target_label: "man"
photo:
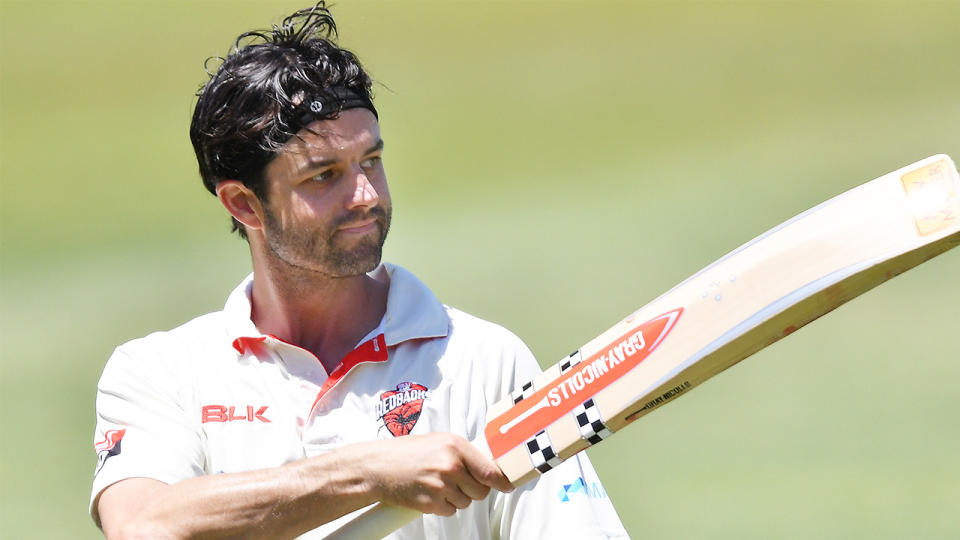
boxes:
[91,4,628,538]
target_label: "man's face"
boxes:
[259,108,391,278]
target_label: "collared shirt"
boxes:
[91,263,628,538]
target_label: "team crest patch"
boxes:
[376,382,430,437]
[94,429,125,475]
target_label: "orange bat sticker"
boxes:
[485,308,682,458]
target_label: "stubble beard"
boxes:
[262,205,392,278]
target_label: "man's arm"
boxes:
[98,432,513,540]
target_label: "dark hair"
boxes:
[190,2,375,238]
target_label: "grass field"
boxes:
[2,1,959,538]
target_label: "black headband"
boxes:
[289,87,378,136]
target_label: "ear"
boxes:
[216,180,264,232]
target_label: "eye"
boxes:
[310,169,335,183]
[360,156,382,169]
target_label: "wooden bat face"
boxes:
[485,154,960,485]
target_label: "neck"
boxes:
[247,244,388,374]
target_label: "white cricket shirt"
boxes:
[91,263,628,539]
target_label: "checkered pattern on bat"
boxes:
[525,430,563,474]
[511,381,535,404]
[559,350,582,373]
[573,398,613,445]
[512,350,582,405]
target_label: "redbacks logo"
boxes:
[376,382,430,437]
[94,429,125,475]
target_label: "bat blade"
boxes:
[490,153,960,484]
[324,154,960,538]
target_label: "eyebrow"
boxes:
[301,138,385,172]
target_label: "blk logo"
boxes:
[201,405,271,423]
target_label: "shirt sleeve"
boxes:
[489,335,629,539]
[90,344,205,523]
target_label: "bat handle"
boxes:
[323,502,419,539]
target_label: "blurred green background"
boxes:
[2,1,958,538]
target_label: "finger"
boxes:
[480,467,514,494]
[410,489,458,517]
[459,446,514,493]
[456,474,491,501]
[433,499,459,517]
[445,486,473,510]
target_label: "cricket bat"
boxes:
[326,154,960,539]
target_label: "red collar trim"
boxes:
[231,333,389,415]
[232,336,267,354]
[309,333,388,414]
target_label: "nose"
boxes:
[346,166,379,210]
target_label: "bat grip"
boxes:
[323,502,419,539]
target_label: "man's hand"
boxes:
[358,433,515,516]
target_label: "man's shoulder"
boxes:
[443,305,522,343]
[382,262,534,358]
[97,310,231,397]
[441,304,537,363]
[112,309,230,361]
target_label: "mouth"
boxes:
[337,218,379,235]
